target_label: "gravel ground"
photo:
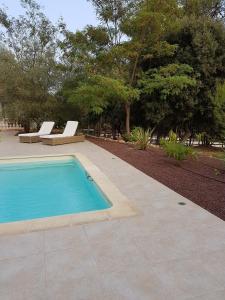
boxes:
[88,137,225,221]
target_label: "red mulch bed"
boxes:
[88,137,225,221]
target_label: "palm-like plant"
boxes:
[135,128,153,150]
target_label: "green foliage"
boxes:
[160,129,196,160]
[61,0,182,133]
[222,151,225,162]
[181,0,225,19]
[161,140,196,160]
[0,0,225,142]
[87,0,139,45]
[168,130,178,143]
[212,82,225,141]
[195,132,204,145]
[130,126,142,142]
[135,127,152,150]
[136,6,225,141]
[139,64,197,130]
[67,75,139,115]
[170,16,225,139]
[122,133,133,142]
[122,126,140,141]
[0,0,62,131]
[123,126,152,150]
[139,64,196,99]
[122,127,140,142]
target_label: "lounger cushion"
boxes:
[41,121,79,139]
[19,133,40,137]
[18,121,55,137]
[41,134,70,139]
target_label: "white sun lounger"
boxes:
[19,121,55,143]
[40,121,85,145]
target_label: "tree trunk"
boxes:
[22,121,30,133]
[125,103,130,134]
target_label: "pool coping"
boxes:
[0,153,137,235]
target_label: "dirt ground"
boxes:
[88,137,225,221]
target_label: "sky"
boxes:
[1,0,99,31]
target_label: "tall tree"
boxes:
[179,0,225,19]
[88,0,140,46]
[139,64,197,139]
[61,0,139,133]
[0,0,61,131]
[170,15,225,139]
[78,0,180,133]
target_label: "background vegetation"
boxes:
[0,0,224,145]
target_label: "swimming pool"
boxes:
[0,154,136,235]
[0,158,111,223]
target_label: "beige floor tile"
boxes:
[0,254,45,297]
[45,247,97,283]
[44,225,88,252]
[134,224,225,265]
[90,235,146,273]
[100,264,168,300]
[84,219,122,243]
[0,290,13,300]
[188,289,225,300]
[46,276,106,300]
[134,233,187,264]
[200,250,225,286]
[11,287,46,300]
[0,231,44,261]
[151,256,223,299]
[116,211,186,239]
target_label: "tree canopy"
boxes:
[0,0,224,142]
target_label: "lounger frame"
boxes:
[19,136,40,143]
[41,135,85,146]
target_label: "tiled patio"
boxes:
[0,131,225,300]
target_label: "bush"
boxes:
[168,130,177,142]
[135,128,151,150]
[160,140,196,160]
[122,127,142,142]
[122,133,133,142]
[122,127,151,150]
[195,132,204,145]
[130,127,142,142]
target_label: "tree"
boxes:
[119,0,181,132]
[0,47,18,108]
[1,0,224,140]
[66,74,139,117]
[88,0,140,46]
[139,64,197,139]
[0,0,62,131]
[179,0,225,19]
[211,82,225,142]
[168,14,225,140]
[61,0,140,133]
[134,1,225,141]
[69,0,181,133]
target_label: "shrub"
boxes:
[160,140,196,160]
[122,133,133,142]
[168,130,177,143]
[195,132,204,145]
[123,127,153,150]
[130,127,142,142]
[122,127,143,143]
[135,128,151,150]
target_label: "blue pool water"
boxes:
[0,158,111,223]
